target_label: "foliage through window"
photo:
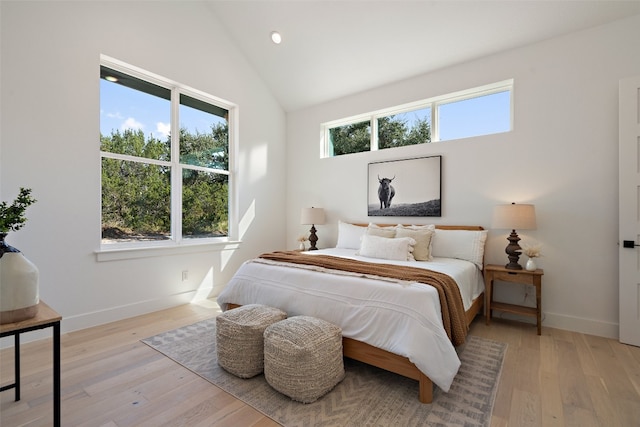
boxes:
[328,119,371,156]
[100,59,233,246]
[323,80,512,157]
[378,107,431,150]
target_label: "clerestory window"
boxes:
[323,80,512,157]
[99,56,235,249]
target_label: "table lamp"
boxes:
[301,207,325,251]
[492,203,536,270]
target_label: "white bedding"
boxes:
[216,248,484,392]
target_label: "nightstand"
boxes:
[484,264,544,335]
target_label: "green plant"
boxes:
[0,188,37,233]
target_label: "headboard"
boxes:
[353,223,484,231]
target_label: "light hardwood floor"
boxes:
[2,301,640,426]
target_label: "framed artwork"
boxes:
[367,155,441,217]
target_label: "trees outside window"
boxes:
[378,108,431,150]
[100,59,233,246]
[324,81,512,157]
[328,120,371,156]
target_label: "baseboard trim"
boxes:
[62,291,202,332]
[491,309,618,340]
[543,311,618,339]
[0,288,214,348]
[3,292,620,348]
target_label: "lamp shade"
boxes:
[492,203,536,230]
[301,207,325,225]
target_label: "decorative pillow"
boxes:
[357,234,416,261]
[397,224,436,256]
[367,223,396,238]
[430,229,488,268]
[336,221,367,249]
[395,227,434,261]
[397,224,436,231]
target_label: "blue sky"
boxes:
[101,79,510,144]
[439,91,510,140]
[388,90,511,141]
[100,79,225,141]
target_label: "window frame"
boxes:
[98,55,239,257]
[321,79,513,158]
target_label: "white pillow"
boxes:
[431,229,488,268]
[357,234,416,261]
[367,223,396,238]
[395,227,434,261]
[336,221,367,249]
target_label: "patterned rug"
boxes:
[142,318,506,426]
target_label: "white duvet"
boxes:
[216,248,484,392]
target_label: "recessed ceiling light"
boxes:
[270,31,282,44]
[105,76,118,82]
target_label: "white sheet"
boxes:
[216,248,485,392]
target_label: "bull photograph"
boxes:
[367,155,441,217]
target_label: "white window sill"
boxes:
[95,240,241,262]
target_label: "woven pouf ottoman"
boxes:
[216,304,287,378]
[263,315,345,403]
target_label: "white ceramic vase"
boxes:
[525,257,537,271]
[0,234,40,324]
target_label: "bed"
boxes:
[217,223,487,403]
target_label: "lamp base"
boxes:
[504,229,523,270]
[308,225,319,251]
[505,261,523,270]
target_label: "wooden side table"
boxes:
[484,264,544,335]
[1,301,62,427]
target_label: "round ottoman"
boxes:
[216,304,287,378]
[264,316,345,403]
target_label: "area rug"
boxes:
[142,318,506,426]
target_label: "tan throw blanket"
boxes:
[258,251,469,346]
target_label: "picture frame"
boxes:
[367,155,441,217]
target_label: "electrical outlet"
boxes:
[182,270,188,281]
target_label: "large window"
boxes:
[100,57,234,247]
[323,80,512,157]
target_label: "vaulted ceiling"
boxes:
[207,1,640,112]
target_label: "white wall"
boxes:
[3,2,639,342]
[286,14,640,339]
[0,1,286,335]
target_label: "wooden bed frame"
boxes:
[341,291,483,404]
[228,224,485,404]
